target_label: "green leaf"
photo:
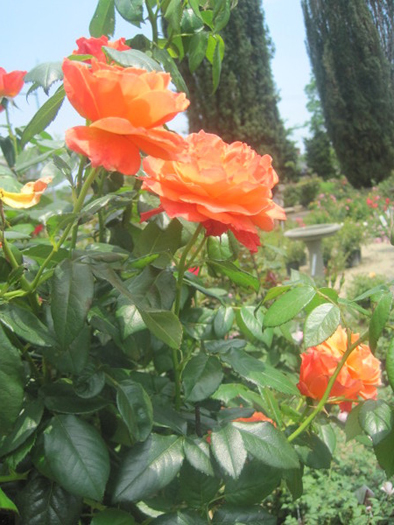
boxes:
[153,399,188,435]
[208,260,259,291]
[115,0,143,26]
[345,404,364,442]
[303,303,341,348]
[179,463,220,508]
[224,461,281,505]
[42,415,110,500]
[0,487,18,514]
[213,0,231,32]
[359,400,393,445]
[92,509,136,525]
[14,149,55,173]
[207,233,236,261]
[212,40,222,93]
[386,339,394,394]
[135,219,183,268]
[104,47,161,71]
[211,424,247,479]
[188,31,209,73]
[22,243,68,265]
[89,0,115,37]
[374,427,394,477]
[214,306,235,338]
[264,286,316,327]
[116,303,145,339]
[304,287,339,314]
[140,309,183,349]
[184,437,214,476]
[0,303,55,347]
[40,383,109,414]
[116,380,153,442]
[369,292,392,352]
[112,434,184,502]
[317,423,337,455]
[20,85,65,148]
[293,432,332,469]
[43,325,90,375]
[236,306,265,342]
[17,478,82,525]
[0,135,15,167]
[0,399,44,457]
[283,468,303,501]
[24,62,63,95]
[51,259,94,348]
[0,326,25,435]
[153,511,206,525]
[221,348,299,396]
[181,8,204,33]
[233,422,299,470]
[46,213,77,241]
[74,365,105,398]
[183,273,226,304]
[263,285,291,304]
[212,504,276,524]
[152,47,190,96]
[121,266,176,310]
[163,0,183,30]
[183,354,224,402]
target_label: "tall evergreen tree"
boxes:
[304,77,338,179]
[367,0,394,83]
[302,0,394,188]
[180,0,299,180]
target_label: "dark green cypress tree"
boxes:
[302,0,394,188]
[304,77,338,179]
[180,0,299,181]
[367,0,394,83]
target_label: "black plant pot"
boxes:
[346,248,362,268]
[286,261,300,276]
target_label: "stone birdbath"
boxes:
[284,224,342,278]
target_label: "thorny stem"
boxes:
[29,167,100,291]
[173,223,204,410]
[287,330,369,442]
[146,1,159,44]
[5,104,18,154]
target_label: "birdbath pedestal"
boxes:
[284,224,342,277]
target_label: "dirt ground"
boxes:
[344,241,394,283]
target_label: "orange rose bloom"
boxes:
[0,176,52,209]
[298,325,381,406]
[73,36,130,63]
[0,68,26,98]
[234,411,275,425]
[62,58,189,176]
[141,131,286,252]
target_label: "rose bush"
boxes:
[0,1,393,523]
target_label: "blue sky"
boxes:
[1,0,311,150]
